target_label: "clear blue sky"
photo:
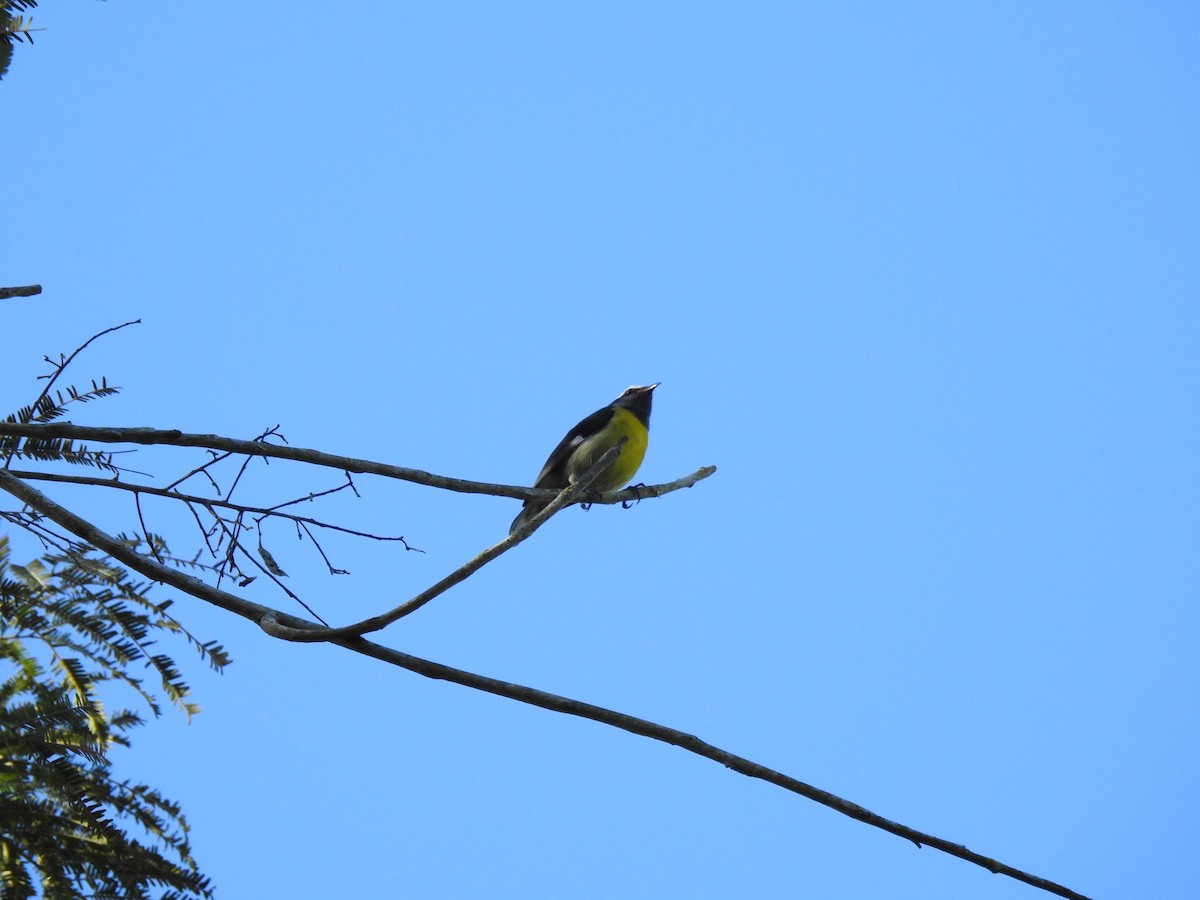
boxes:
[4,4,1198,899]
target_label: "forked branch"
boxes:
[262,441,630,641]
[0,421,713,627]
[0,467,1092,900]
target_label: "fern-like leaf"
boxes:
[0,532,223,897]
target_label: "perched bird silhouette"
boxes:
[510,384,659,534]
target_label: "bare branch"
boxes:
[0,468,309,631]
[0,284,42,299]
[0,466,1093,900]
[0,422,716,502]
[336,636,1094,900]
[24,322,140,430]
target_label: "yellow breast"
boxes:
[566,406,649,492]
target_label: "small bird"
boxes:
[510,383,660,534]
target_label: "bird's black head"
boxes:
[612,383,659,426]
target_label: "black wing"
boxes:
[531,406,613,489]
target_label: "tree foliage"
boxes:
[0,533,229,899]
[0,0,39,81]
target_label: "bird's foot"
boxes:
[622,483,648,509]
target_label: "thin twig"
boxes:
[222,427,279,501]
[9,470,421,548]
[0,509,80,555]
[0,468,312,627]
[165,450,224,493]
[133,492,164,563]
[205,513,329,625]
[265,472,356,513]
[187,500,220,560]
[293,520,348,575]
[28,320,140,417]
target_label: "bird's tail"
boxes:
[509,501,546,536]
[506,501,535,535]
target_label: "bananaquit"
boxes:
[510,383,659,534]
